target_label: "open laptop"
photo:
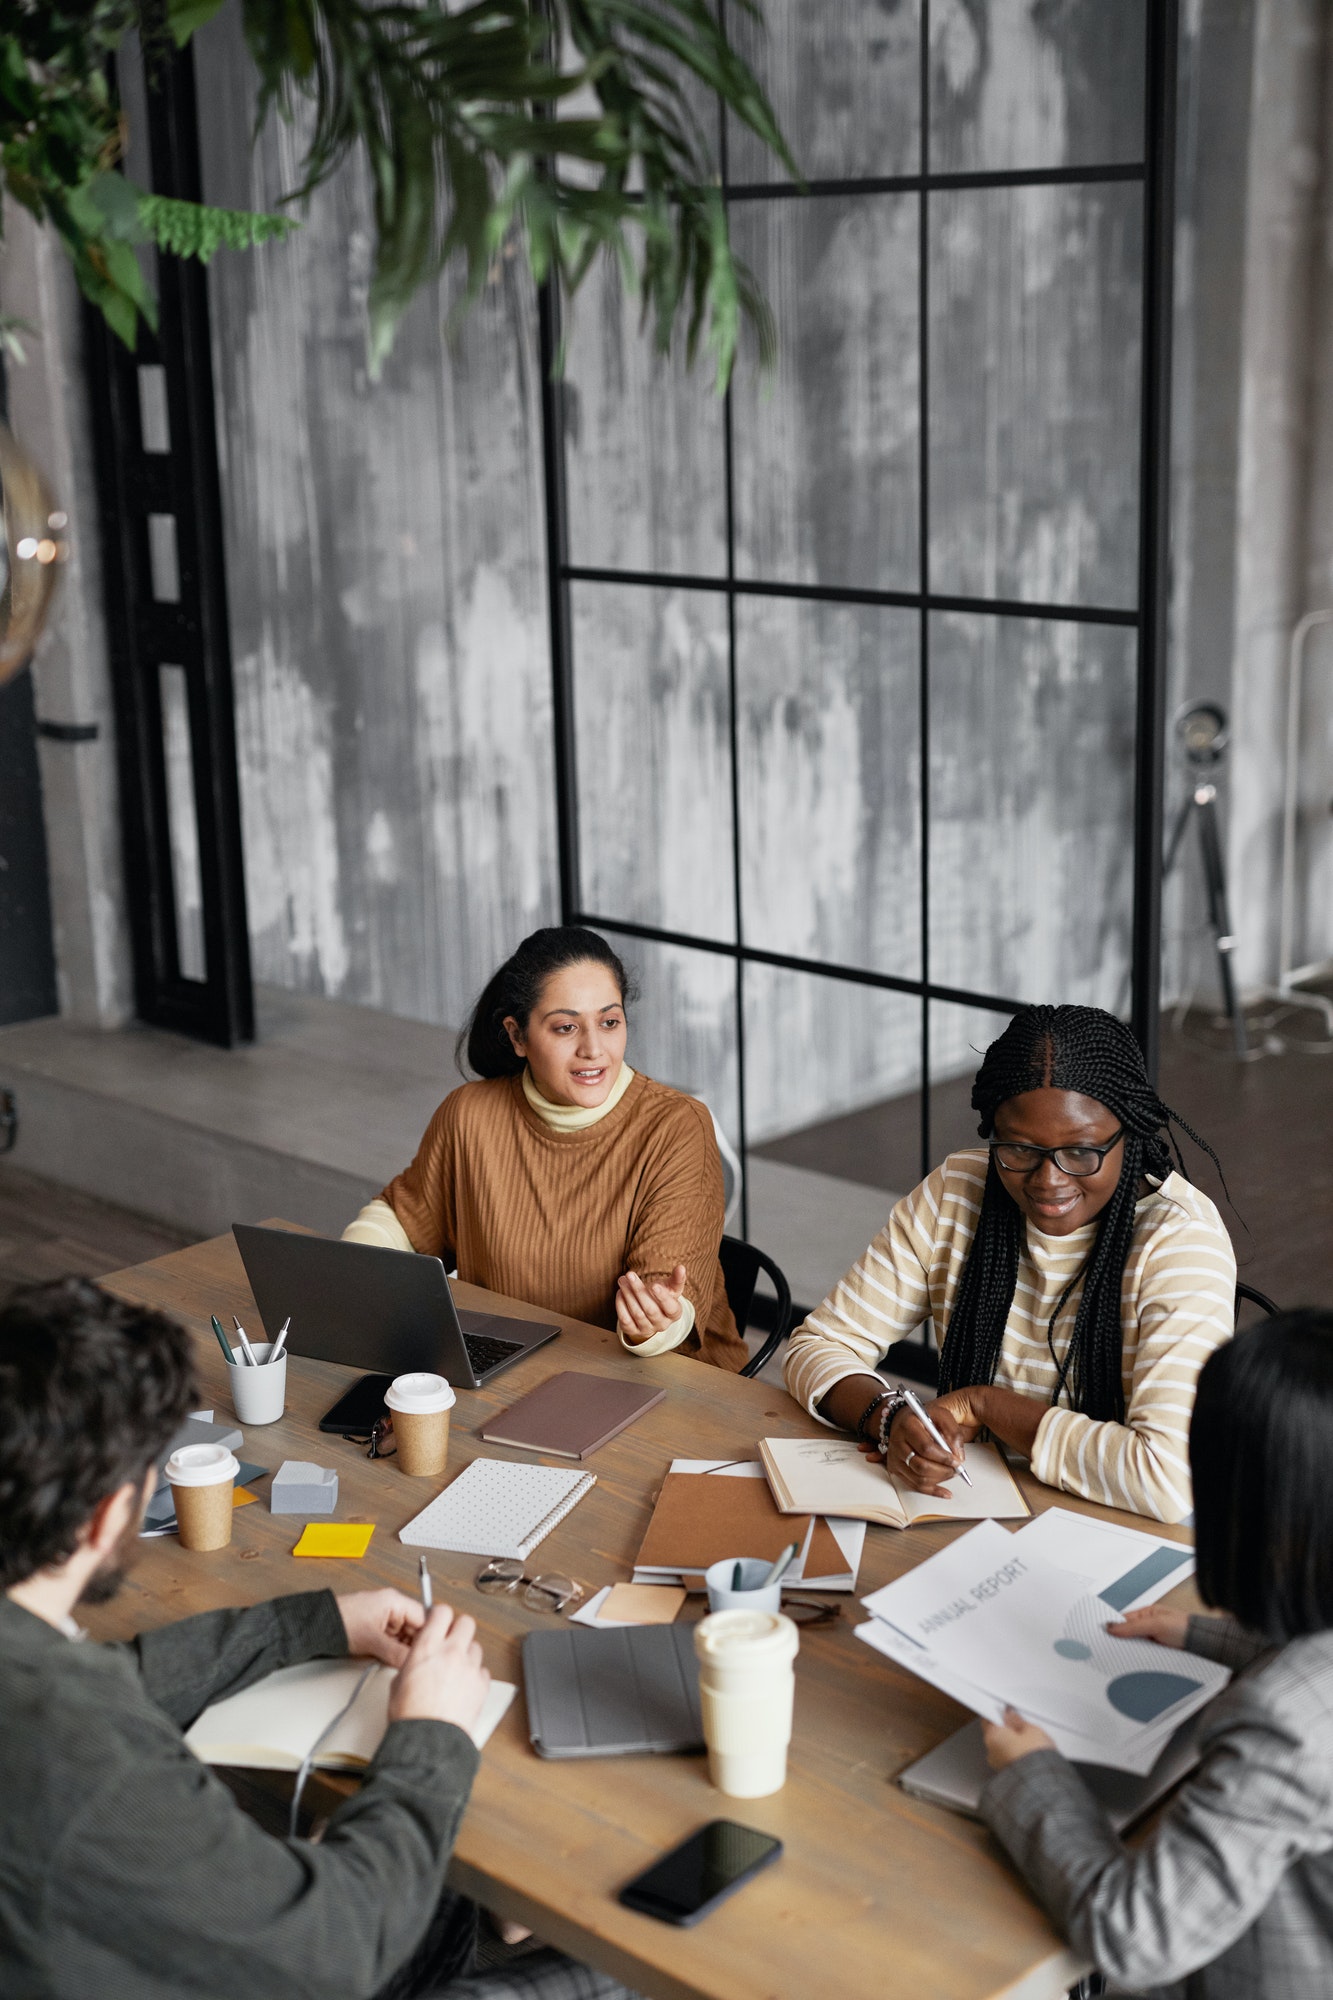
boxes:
[232,1225,560,1389]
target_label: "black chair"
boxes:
[717,1236,794,1379]
[1235,1281,1280,1322]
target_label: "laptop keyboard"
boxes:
[462,1332,525,1375]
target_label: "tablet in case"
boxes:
[522,1624,703,1759]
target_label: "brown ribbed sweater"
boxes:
[380,1071,747,1371]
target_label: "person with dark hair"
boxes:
[979,1310,1333,1997]
[0,1279,634,2000]
[343,925,747,1369]
[784,1004,1236,1521]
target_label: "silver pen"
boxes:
[232,1315,259,1368]
[418,1555,433,1612]
[270,1317,291,1363]
[901,1385,973,1488]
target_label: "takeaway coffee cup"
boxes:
[384,1372,456,1476]
[228,1343,287,1426]
[165,1442,240,1552]
[694,1607,799,1799]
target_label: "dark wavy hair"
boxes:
[937,1003,1222,1423]
[458,925,636,1080]
[1193,1311,1333,1641]
[0,1278,196,1589]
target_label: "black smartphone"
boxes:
[617,1821,782,1927]
[318,1373,394,1434]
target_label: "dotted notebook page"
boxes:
[398,1457,596,1559]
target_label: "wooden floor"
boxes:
[0,1162,190,1310]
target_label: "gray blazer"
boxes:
[981,1616,1333,1998]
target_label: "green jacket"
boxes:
[0,1590,479,1999]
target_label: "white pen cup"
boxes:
[228,1344,287,1425]
[695,1608,799,1798]
[705,1556,783,1616]
[165,1443,240,1551]
[384,1372,455,1476]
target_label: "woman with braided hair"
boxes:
[783,1004,1236,1522]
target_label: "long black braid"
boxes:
[937,1005,1224,1423]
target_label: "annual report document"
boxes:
[856,1520,1228,1773]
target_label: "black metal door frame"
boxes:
[540,0,1179,1209]
[86,41,253,1046]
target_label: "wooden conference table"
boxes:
[96,1227,1199,2000]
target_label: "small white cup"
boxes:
[705,1556,783,1616]
[229,1343,287,1425]
[383,1372,456,1415]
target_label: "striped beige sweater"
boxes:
[784,1150,1237,1522]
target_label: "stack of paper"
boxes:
[856,1519,1228,1774]
[632,1459,866,1592]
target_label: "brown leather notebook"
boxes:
[480,1372,666,1460]
[635,1472,846,1582]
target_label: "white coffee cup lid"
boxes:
[165,1443,240,1487]
[384,1372,456,1414]
[694,1608,799,1665]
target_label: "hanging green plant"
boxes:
[1,0,796,386]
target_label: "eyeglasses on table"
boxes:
[475,1559,585,1613]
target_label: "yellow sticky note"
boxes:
[292,1523,375,1558]
[232,1486,259,1509]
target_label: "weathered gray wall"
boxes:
[194,7,557,1030]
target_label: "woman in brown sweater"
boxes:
[343,927,747,1370]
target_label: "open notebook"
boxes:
[184,1658,516,1771]
[759,1436,1028,1529]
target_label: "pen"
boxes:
[418,1555,433,1612]
[270,1317,291,1363]
[731,1561,743,1591]
[209,1315,237,1367]
[901,1386,973,1487]
[761,1542,799,1589]
[232,1315,259,1368]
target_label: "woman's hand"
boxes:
[388,1606,490,1732]
[617,1264,688,1345]
[337,1588,426,1666]
[874,1395,978,1497]
[1106,1605,1189,1649]
[983,1706,1056,1770]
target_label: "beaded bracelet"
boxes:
[853,1387,895,1443]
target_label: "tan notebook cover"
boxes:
[481,1371,666,1460]
[635,1471,846,1580]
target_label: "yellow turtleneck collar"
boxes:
[522,1061,636,1132]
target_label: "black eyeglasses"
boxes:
[989,1129,1125,1177]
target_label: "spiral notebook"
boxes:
[399,1456,596,1559]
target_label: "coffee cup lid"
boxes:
[384,1372,456,1414]
[694,1607,800,1664]
[165,1443,240,1487]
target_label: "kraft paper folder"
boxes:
[633,1468,854,1588]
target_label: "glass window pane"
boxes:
[737,597,920,978]
[928,611,1136,1010]
[726,0,921,185]
[744,964,920,1308]
[929,182,1143,610]
[930,0,1146,174]
[147,514,181,603]
[616,932,740,1158]
[731,194,919,592]
[563,262,726,577]
[158,663,206,982]
[137,365,170,454]
[572,582,735,942]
